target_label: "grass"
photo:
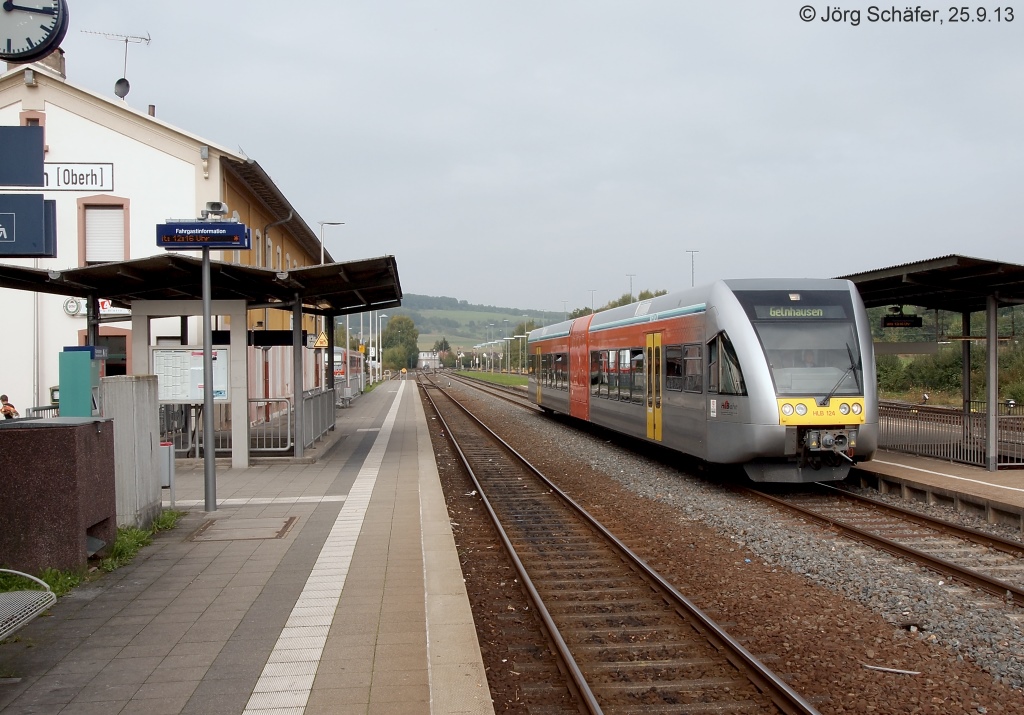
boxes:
[457,370,528,388]
[0,510,187,597]
[880,389,961,406]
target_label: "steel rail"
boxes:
[746,487,1024,608]
[445,372,540,412]
[422,376,820,715]
[419,379,602,714]
[819,483,1024,556]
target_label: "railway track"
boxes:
[420,375,819,715]
[746,484,1024,608]
[446,372,539,410]
[441,371,1024,611]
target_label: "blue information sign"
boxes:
[0,194,56,258]
[156,222,251,250]
[0,127,45,187]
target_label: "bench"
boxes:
[0,569,56,641]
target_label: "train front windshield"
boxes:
[733,290,864,398]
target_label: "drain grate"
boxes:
[190,516,298,541]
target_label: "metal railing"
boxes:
[24,405,59,418]
[250,398,292,453]
[159,404,232,458]
[879,400,1024,467]
[302,388,335,449]
[159,392,335,457]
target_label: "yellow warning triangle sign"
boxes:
[313,331,329,348]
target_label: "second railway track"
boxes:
[420,374,819,715]
[746,484,1024,609]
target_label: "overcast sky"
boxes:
[57,2,1024,312]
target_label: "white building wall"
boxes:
[0,90,200,412]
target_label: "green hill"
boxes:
[387,294,563,352]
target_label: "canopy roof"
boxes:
[838,255,1024,313]
[0,253,402,316]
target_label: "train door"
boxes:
[569,314,594,420]
[645,332,663,441]
[534,347,542,405]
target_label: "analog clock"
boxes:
[0,0,69,64]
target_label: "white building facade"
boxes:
[0,54,322,415]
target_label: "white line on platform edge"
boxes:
[873,459,1024,494]
[242,380,406,714]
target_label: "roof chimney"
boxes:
[148,105,156,117]
[4,48,66,79]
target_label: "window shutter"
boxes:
[85,206,125,263]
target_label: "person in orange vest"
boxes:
[1,394,19,419]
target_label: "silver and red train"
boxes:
[527,278,878,483]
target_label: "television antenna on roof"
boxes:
[80,30,151,99]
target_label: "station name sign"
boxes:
[156,221,250,250]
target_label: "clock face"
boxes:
[0,0,69,63]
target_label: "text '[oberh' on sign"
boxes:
[156,222,251,250]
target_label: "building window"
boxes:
[85,206,125,263]
[78,196,129,266]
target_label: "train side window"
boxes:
[555,353,568,390]
[665,345,683,392]
[541,353,552,387]
[599,351,610,398]
[590,351,601,395]
[618,349,630,400]
[718,333,747,396]
[630,349,645,404]
[683,344,702,393]
[707,339,719,394]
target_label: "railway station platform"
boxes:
[0,379,495,715]
[853,451,1024,533]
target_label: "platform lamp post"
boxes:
[515,335,527,374]
[317,221,344,265]
[317,221,343,388]
[378,314,388,381]
[504,336,513,373]
[686,249,698,287]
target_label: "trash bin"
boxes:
[160,441,175,508]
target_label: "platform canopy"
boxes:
[837,254,1024,314]
[0,253,402,317]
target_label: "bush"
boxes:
[876,354,909,392]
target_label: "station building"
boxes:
[0,52,335,415]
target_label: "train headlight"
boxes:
[781,403,794,416]
[807,431,820,449]
[795,403,807,416]
[852,403,863,415]
[839,403,850,415]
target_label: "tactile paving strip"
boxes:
[242,381,406,714]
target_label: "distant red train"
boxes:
[527,278,878,483]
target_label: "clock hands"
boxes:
[2,1,56,14]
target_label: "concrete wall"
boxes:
[0,417,117,573]
[101,375,161,528]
